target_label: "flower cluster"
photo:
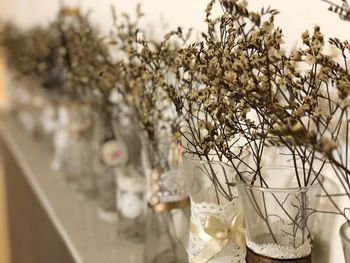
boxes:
[2,0,350,220]
[107,6,183,172]
[1,22,63,89]
[156,0,350,207]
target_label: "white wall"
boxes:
[1,0,349,44]
[0,0,348,262]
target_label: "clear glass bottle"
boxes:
[51,104,69,172]
[62,103,96,198]
[40,98,58,147]
[116,166,147,242]
[59,0,80,16]
[92,112,119,221]
[63,104,89,180]
[144,169,190,263]
[15,80,44,137]
[113,121,146,240]
[76,133,96,199]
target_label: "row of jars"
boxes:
[8,79,350,263]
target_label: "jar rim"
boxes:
[181,151,233,168]
[235,165,325,192]
[182,149,250,165]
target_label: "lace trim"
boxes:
[246,220,312,259]
[246,239,312,259]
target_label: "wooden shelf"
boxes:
[0,114,143,263]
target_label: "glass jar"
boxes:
[182,152,247,263]
[62,104,83,182]
[30,88,48,139]
[94,163,117,221]
[51,104,69,172]
[91,112,120,221]
[236,166,323,262]
[75,136,97,199]
[15,81,44,137]
[144,169,190,263]
[62,103,94,192]
[340,222,350,263]
[40,100,58,147]
[7,74,23,114]
[116,166,147,242]
[60,0,80,15]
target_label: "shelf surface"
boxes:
[0,114,143,263]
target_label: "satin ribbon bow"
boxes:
[190,213,246,263]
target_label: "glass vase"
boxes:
[75,135,96,199]
[60,0,80,15]
[91,112,120,222]
[51,104,69,172]
[40,100,57,148]
[112,121,147,240]
[30,89,49,140]
[16,82,44,137]
[7,75,23,115]
[340,222,350,263]
[116,166,147,242]
[63,104,96,198]
[62,103,94,195]
[144,169,190,263]
[182,152,247,263]
[236,166,323,262]
[94,163,117,221]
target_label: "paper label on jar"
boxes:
[101,140,128,167]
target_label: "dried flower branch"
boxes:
[1,22,63,89]
[109,6,182,173]
[57,13,117,110]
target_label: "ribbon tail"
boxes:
[230,212,246,248]
[234,227,246,248]
[190,238,228,263]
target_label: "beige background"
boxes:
[0,0,349,42]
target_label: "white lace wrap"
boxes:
[188,196,246,263]
[147,169,189,206]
